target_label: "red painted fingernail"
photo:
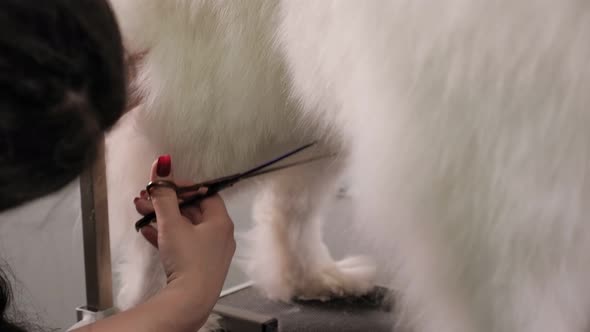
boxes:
[140,190,147,198]
[133,197,139,203]
[156,155,171,177]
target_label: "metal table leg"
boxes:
[72,137,116,328]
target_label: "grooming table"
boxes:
[213,283,394,332]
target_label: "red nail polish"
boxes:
[140,190,147,198]
[133,197,139,203]
[157,155,171,177]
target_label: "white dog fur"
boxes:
[106,1,590,331]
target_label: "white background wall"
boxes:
[0,181,86,330]
[0,178,380,331]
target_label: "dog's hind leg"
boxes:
[244,149,376,302]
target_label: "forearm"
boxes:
[73,285,209,332]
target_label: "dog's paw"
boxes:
[295,255,377,301]
[198,314,222,332]
[250,255,377,302]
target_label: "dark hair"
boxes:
[0,269,26,332]
[0,0,126,210]
[0,0,126,330]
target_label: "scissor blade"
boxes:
[176,142,317,194]
[239,142,316,179]
[240,153,337,180]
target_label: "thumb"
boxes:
[148,155,182,229]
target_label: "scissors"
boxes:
[135,142,330,231]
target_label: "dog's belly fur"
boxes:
[108,1,590,331]
[111,1,311,180]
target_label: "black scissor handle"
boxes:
[134,189,218,231]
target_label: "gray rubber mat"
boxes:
[213,285,394,332]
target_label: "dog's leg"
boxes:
[106,111,221,331]
[105,110,161,310]
[244,154,376,301]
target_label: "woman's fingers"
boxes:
[140,225,159,249]
[134,196,154,215]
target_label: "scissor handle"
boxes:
[135,142,316,231]
[172,172,240,195]
[146,180,178,195]
[134,187,224,231]
[175,184,204,195]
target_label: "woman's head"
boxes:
[0,0,126,211]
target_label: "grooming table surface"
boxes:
[214,284,394,332]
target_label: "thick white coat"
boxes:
[108,1,590,331]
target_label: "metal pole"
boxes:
[76,136,115,323]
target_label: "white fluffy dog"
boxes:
[106,1,590,331]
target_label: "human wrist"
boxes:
[160,277,215,327]
[71,279,211,332]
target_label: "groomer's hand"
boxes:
[78,156,235,332]
[136,155,236,309]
